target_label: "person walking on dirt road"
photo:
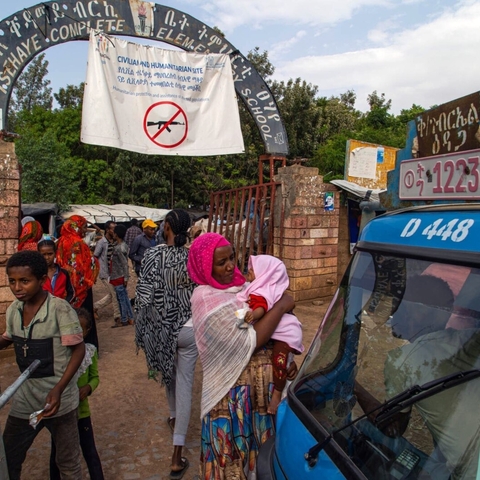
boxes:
[93,221,121,326]
[134,209,196,480]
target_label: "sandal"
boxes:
[169,457,189,480]
[166,417,175,433]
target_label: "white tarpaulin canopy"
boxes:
[61,204,170,224]
[81,31,244,156]
[330,179,386,202]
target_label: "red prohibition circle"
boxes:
[143,101,188,148]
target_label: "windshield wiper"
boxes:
[304,369,480,467]
[374,368,480,425]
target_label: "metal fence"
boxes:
[208,182,282,272]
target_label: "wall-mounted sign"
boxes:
[399,148,480,200]
[415,91,480,158]
[345,140,398,189]
[324,192,334,211]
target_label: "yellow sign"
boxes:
[345,140,398,189]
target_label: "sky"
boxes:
[1,0,480,114]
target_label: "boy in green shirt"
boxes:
[50,308,104,479]
[1,251,85,480]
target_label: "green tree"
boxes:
[356,94,424,148]
[111,151,172,206]
[70,157,113,204]
[54,83,85,109]
[247,47,275,85]
[396,104,425,125]
[10,53,52,115]
[16,131,77,210]
[312,132,353,180]
[317,92,360,143]
[273,78,322,159]
[363,90,393,129]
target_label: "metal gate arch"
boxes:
[0,1,288,155]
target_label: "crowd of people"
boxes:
[1,211,302,480]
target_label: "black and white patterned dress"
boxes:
[134,245,195,386]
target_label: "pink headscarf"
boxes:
[237,255,289,310]
[187,233,245,290]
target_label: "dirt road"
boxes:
[0,282,330,480]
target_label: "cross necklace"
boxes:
[21,296,47,358]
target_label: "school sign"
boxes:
[0,1,289,155]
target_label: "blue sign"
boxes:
[361,209,480,253]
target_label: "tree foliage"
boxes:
[273,78,321,159]
[16,129,77,210]
[10,49,424,209]
[9,53,52,119]
[54,83,85,109]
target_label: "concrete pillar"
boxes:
[0,141,20,332]
[273,165,340,301]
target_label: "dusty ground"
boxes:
[0,279,330,480]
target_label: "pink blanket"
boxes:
[237,255,304,353]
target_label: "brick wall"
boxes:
[273,165,340,301]
[0,141,20,332]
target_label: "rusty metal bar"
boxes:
[224,190,234,244]
[240,188,254,272]
[223,191,230,241]
[218,192,226,236]
[235,188,247,269]
[257,185,267,254]
[208,182,280,270]
[259,155,287,184]
[213,193,221,234]
[248,187,260,255]
[269,184,277,256]
[230,189,240,248]
[208,191,214,232]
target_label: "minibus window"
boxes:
[297,252,377,376]
[292,255,480,479]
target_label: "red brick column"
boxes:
[273,165,340,301]
[0,141,20,332]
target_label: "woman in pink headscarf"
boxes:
[187,233,295,480]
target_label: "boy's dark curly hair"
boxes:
[75,307,92,329]
[6,251,47,279]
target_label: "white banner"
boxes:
[81,31,245,156]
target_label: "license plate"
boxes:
[399,148,480,200]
